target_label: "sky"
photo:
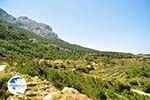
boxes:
[0,0,149,54]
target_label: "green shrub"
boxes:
[144,85,150,93]
[0,73,12,99]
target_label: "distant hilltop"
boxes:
[0,8,58,39]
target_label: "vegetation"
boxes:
[0,20,150,100]
[0,73,12,99]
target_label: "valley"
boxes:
[0,8,150,100]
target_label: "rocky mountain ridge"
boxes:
[0,8,58,39]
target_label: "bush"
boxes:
[97,91,107,100]
[115,83,130,93]
[130,80,138,86]
[144,85,150,93]
[0,73,12,99]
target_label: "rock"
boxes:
[14,16,58,39]
[0,65,7,72]
[0,8,58,39]
[86,65,91,68]
[44,93,52,100]
[26,91,37,96]
[71,68,76,71]
[49,87,57,92]
[27,82,37,86]
[61,87,91,100]
[34,76,39,80]
[62,87,78,94]
[7,79,91,100]
[28,38,38,44]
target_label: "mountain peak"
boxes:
[14,16,58,39]
[0,8,58,39]
[17,16,29,20]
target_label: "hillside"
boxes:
[0,19,150,100]
[0,9,150,100]
[1,70,91,100]
[0,19,99,60]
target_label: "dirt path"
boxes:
[131,89,150,97]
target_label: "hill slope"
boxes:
[0,8,150,100]
[0,20,99,61]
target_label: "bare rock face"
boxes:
[14,16,58,39]
[0,8,58,39]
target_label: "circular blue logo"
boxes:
[8,75,27,95]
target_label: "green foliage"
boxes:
[143,84,150,93]
[76,67,94,74]
[0,73,12,99]
[0,20,150,100]
[114,83,130,93]
[0,20,98,61]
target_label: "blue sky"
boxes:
[0,0,149,54]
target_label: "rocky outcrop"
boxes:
[28,38,38,44]
[7,75,91,100]
[0,8,58,39]
[6,76,58,100]
[14,16,58,38]
[60,87,91,100]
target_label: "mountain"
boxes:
[0,8,16,23]
[0,8,58,39]
[0,8,135,57]
[0,19,97,60]
[0,8,99,54]
[14,16,58,38]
